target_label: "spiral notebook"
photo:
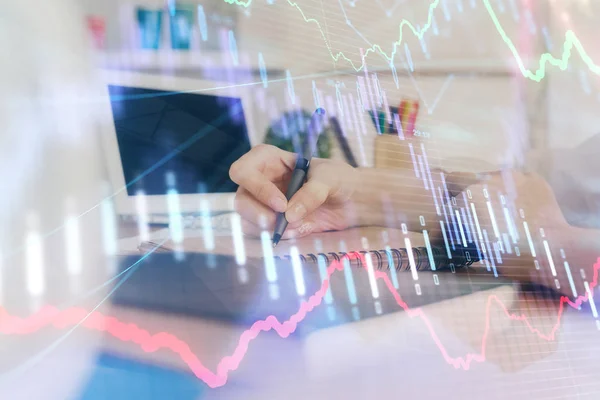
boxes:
[137,223,478,271]
[117,227,501,333]
[270,241,476,272]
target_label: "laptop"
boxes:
[100,71,255,226]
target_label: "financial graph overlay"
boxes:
[3,0,600,394]
[4,154,600,388]
[1,254,599,389]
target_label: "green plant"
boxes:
[263,110,332,158]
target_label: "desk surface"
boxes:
[96,282,600,399]
[104,223,600,398]
[2,223,599,399]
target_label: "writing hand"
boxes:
[229,144,358,239]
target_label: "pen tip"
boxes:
[272,233,281,248]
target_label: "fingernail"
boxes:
[286,203,307,223]
[271,197,287,212]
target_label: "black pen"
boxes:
[272,108,326,247]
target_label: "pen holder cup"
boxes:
[374,134,422,170]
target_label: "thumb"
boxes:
[285,179,330,224]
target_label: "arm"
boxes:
[457,170,600,298]
[348,167,445,231]
[355,164,600,297]
[348,167,480,236]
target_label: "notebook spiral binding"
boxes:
[274,245,477,272]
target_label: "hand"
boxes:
[464,170,576,291]
[229,144,359,239]
[467,170,568,230]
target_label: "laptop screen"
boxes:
[108,85,251,196]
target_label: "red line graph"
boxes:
[1,255,598,389]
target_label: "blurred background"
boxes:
[83,0,600,164]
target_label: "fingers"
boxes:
[236,187,317,236]
[234,187,276,228]
[285,179,331,224]
[230,166,287,212]
[229,144,296,213]
[240,218,315,240]
[231,146,341,241]
[239,219,264,238]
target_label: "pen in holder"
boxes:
[368,98,420,138]
[372,99,422,170]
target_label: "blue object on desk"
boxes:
[77,353,206,400]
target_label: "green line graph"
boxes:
[223,0,600,82]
